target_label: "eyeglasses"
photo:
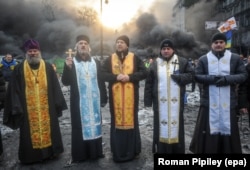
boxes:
[213,41,225,44]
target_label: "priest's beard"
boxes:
[77,48,91,60]
[26,53,42,65]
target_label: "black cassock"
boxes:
[144,56,193,154]
[3,61,68,164]
[61,58,107,162]
[101,54,147,162]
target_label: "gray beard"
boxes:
[26,53,42,64]
[77,49,91,60]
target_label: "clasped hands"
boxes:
[117,74,130,82]
[214,75,227,87]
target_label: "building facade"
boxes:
[173,0,250,56]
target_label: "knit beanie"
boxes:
[211,32,227,43]
[160,39,174,50]
[116,35,129,47]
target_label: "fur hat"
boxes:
[23,39,40,51]
[160,39,174,50]
[211,32,227,43]
[76,35,90,43]
[116,35,129,47]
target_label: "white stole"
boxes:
[157,55,180,144]
[207,50,231,135]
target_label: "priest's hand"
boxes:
[171,74,181,85]
[65,56,73,69]
[117,74,129,82]
[215,76,227,87]
[117,74,123,81]
[120,74,129,82]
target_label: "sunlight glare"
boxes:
[101,0,155,29]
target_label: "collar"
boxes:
[116,49,128,61]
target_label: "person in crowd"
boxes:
[61,35,107,164]
[101,35,148,162]
[188,58,196,92]
[3,39,68,164]
[144,58,154,69]
[189,32,248,154]
[238,54,250,128]
[240,54,248,65]
[0,53,17,83]
[144,38,193,154]
[0,70,6,162]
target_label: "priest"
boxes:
[144,38,193,154]
[61,35,107,163]
[3,39,68,164]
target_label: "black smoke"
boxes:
[0,0,213,60]
[130,13,208,59]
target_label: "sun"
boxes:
[100,0,155,29]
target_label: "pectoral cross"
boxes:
[65,48,76,58]
[115,62,124,74]
[119,64,124,74]
[172,59,179,74]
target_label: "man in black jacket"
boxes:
[189,32,248,154]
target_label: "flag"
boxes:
[225,30,232,48]
[217,17,237,33]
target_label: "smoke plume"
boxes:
[0,0,216,60]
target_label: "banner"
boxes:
[205,21,224,30]
[225,30,232,48]
[217,17,237,33]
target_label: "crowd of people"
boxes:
[0,32,249,166]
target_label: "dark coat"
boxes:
[101,52,148,162]
[3,60,68,164]
[0,70,6,109]
[195,52,247,108]
[0,70,6,155]
[238,63,250,127]
[61,57,107,161]
[190,51,248,154]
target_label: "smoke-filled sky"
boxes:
[0,0,216,59]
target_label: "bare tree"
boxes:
[42,0,56,22]
[76,6,98,27]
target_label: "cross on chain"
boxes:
[114,62,124,74]
[65,48,76,58]
[171,59,179,74]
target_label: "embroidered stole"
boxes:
[207,50,231,135]
[157,55,180,144]
[24,59,51,149]
[74,57,102,140]
[111,52,135,129]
